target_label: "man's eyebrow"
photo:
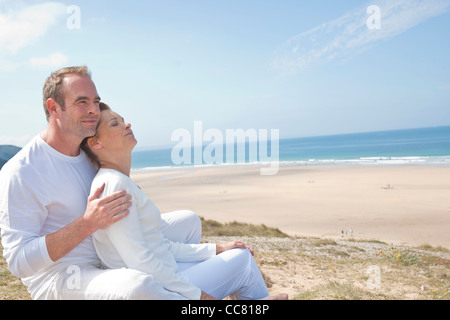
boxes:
[75,96,88,102]
[75,96,101,102]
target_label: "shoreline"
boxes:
[131,156,450,174]
[131,164,450,250]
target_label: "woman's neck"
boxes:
[99,154,132,177]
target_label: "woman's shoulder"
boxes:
[91,168,136,194]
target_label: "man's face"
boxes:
[59,74,101,140]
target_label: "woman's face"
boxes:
[93,109,137,153]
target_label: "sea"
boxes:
[130,125,450,172]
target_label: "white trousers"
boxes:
[51,210,268,300]
[178,248,269,300]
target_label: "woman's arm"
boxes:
[95,177,203,300]
[165,240,216,262]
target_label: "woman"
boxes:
[81,103,288,300]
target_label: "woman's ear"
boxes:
[88,136,102,150]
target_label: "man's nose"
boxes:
[87,101,100,116]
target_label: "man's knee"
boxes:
[185,210,202,243]
[173,210,202,243]
[183,209,201,229]
[177,210,201,226]
[160,209,202,244]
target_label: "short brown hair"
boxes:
[80,102,111,169]
[42,66,92,120]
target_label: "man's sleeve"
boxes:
[0,167,54,278]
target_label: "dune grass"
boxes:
[200,217,289,238]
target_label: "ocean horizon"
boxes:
[131,125,450,172]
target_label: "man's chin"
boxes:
[81,128,97,139]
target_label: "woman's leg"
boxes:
[160,210,202,244]
[178,248,269,300]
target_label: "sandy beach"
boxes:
[132,164,450,250]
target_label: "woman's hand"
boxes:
[216,240,254,256]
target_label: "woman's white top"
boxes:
[90,168,216,300]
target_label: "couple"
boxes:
[0,66,287,300]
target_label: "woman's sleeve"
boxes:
[98,177,202,300]
[165,241,216,262]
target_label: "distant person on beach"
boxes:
[0,66,207,299]
[80,103,288,300]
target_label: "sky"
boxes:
[0,0,449,149]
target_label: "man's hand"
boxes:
[82,183,132,234]
[46,183,132,262]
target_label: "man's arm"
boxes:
[45,183,131,262]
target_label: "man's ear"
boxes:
[88,136,102,150]
[46,98,61,119]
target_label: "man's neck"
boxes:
[41,127,82,157]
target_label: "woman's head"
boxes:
[81,102,137,168]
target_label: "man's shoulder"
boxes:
[1,136,40,174]
[0,136,46,199]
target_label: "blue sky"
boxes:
[1,0,449,148]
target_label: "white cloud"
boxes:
[271,0,450,76]
[29,52,68,68]
[0,1,67,71]
[0,2,66,54]
[0,58,22,71]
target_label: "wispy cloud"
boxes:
[29,52,68,68]
[0,1,66,70]
[0,2,66,54]
[271,0,450,76]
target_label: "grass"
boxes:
[200,216,289,238]
[0,243,31,300]
[1,218,449,300]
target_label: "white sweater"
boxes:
[90,169,216,300]
[0,135,99,298]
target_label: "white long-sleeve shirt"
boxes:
[0,135,100,298]
[90,168,216,300]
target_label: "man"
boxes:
[0,66,202,299]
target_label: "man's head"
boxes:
[42,66,93,119]
[43,66,102,141]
